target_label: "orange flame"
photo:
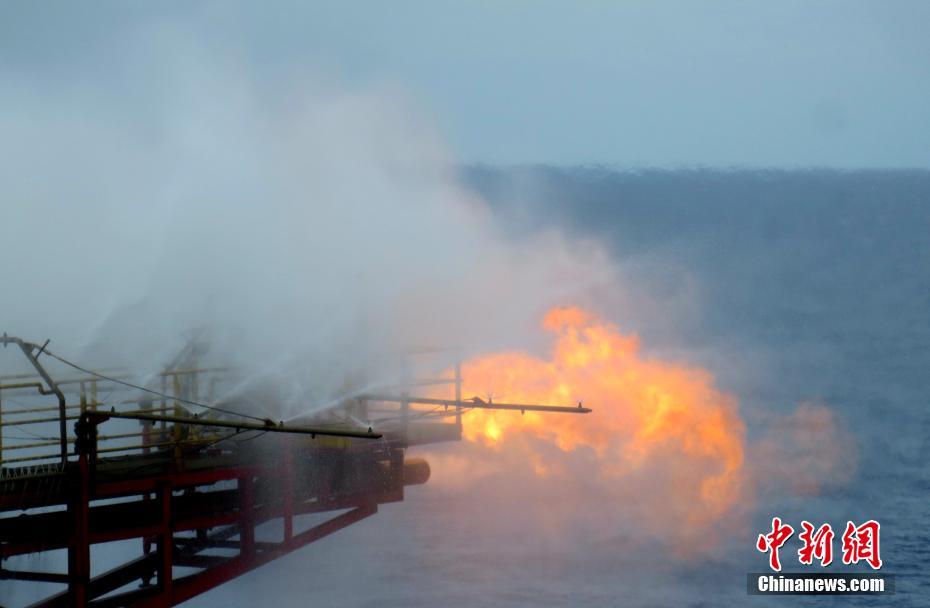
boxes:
[458,306,747,527]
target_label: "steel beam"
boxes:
[362,393,592,414]
[86,410,382,439]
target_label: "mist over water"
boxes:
[189,168,930,607]
[1,42,614,422]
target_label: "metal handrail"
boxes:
[0,348,232,469]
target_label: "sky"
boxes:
[2,0,930,168]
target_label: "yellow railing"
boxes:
[0,367,231,473]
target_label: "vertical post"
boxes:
[239,474,255,560]
[172,375,182,463]
[160,483,173,598]
[454,359,463,431]
[283,438,294,544]
[191,369,199,405]
[400,393,409,442]
[90,379,98,411]
[70,457,90,604]
[69,417,92,605]
[400,354,411,440]
[141,399,153,454]
[141,396,155,565]
[160,374,167,418]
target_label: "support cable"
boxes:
[41,349,267,423]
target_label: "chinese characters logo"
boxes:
[756,518,882,571]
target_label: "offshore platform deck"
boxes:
[0,336,590,607]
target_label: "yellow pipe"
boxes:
[0,415,80,426]
[0,382,46,391]
[0,402,176,415]
[0,429,169,452]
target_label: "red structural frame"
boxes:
[0,346,584,607]
[0,415,408,608]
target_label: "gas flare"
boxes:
[458,306,747,526]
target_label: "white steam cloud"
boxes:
[1,31,614,421]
